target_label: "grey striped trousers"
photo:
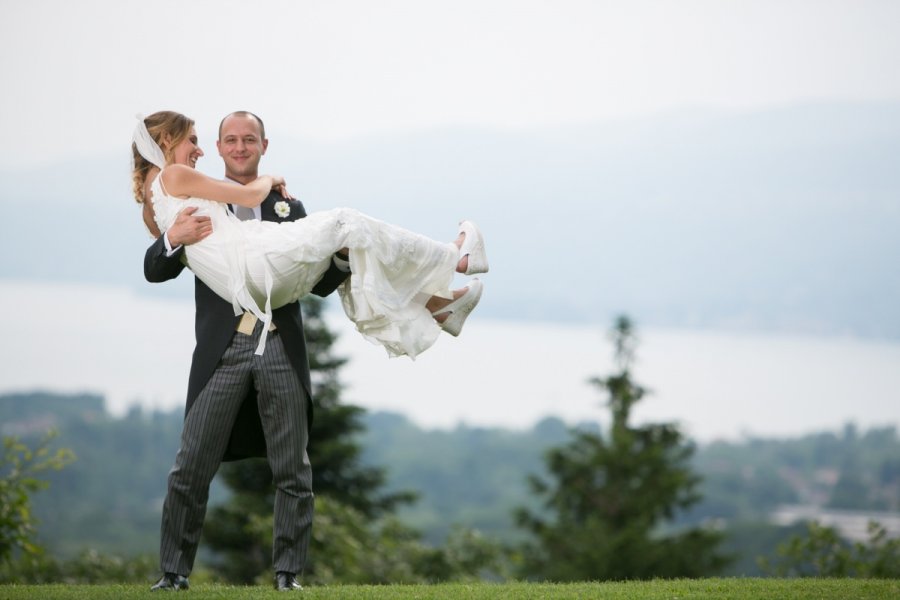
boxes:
[159,325,313,576]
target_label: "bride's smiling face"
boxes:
[171,127,204,168]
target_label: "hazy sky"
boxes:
[2,0,900,168]
[2,2,900,438]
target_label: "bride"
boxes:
[132,111,488,359]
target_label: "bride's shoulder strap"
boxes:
[155,171,170,196]
[158,165,190,197]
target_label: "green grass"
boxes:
[0,579,897,599]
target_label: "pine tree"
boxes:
[515,316,729,581]
[203,296,413,583]
[303,295,414,519]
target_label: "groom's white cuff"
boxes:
[163,231,182,257]
[333,254,350,272]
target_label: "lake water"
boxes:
[2,280,899,442]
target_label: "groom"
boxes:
[145,111,349,591]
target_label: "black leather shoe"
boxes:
[274,571,303,591]
[151,572,189,591]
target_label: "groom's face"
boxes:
[217,114,268,184]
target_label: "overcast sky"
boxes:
[2,0,900,168]
[2,1,900,436]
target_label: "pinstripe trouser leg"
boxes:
[159,326,312,576]
[249,330,312,575]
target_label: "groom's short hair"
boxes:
[219,111,266,140]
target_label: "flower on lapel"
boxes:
[274,200,291,219]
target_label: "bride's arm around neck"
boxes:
[160,164,271,208]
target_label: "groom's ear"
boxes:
[260,138,269,156]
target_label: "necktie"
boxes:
[233,205,256,221]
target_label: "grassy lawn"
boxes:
[0,579,897,599]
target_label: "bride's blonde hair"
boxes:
[131,111,195,203]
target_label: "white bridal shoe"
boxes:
[433,279,484,337]
[458,220,489,275]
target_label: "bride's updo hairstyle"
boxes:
[131,111,195,204]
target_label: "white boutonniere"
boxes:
[274,201,291,219]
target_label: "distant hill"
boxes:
[3,101,899,337]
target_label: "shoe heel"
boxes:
[458,220,489,275]
[432,279,483,337]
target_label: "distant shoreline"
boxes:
[2,280,899,443]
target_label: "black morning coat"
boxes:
[143,191,349,460]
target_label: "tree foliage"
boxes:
[0,432,75,567]
[1,397,187,559]
[261,496,505,585]
[515,316,729,581]
[302,296,415,519]
[760,520,900,578]
[0,549,156,584]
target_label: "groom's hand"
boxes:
[168,207,212,247]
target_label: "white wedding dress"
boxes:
[150,176,458,358]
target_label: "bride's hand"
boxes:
[269,175,294,200]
